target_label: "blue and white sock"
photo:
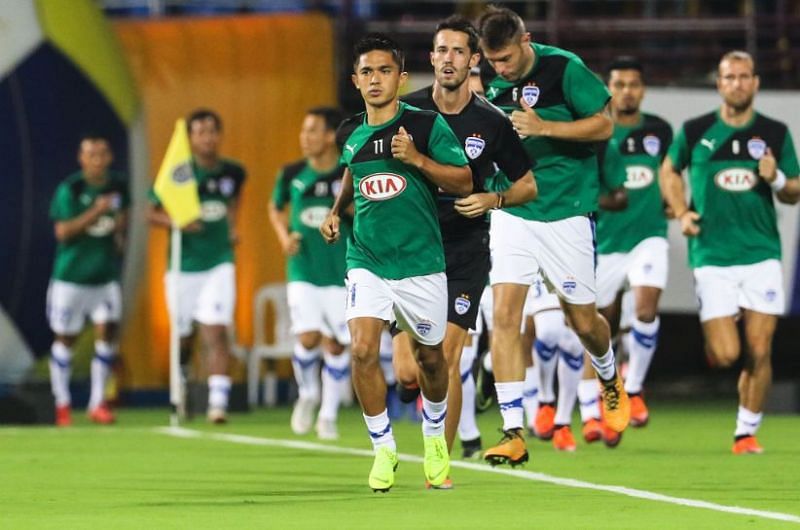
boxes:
[495,381,524,431]
[734,406,763,437]
[625,317,659,394]
[319,351,350,421]
[208,374,231,410]
[458,336,480,441]
[421,393,447,437]
[89,340,116,411]
[292,343,321,402]
[522,366,539,426]
[578,379,601,422]
[590,345,617,382]
[555,330,584,426]
[49,341,72,407]
[364,409,396,451]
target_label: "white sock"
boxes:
[364,409,396,451]
[555,349,583,426]
[625,317,659,394]
[483,350,493,372]
[88,340,116,411]
[578,379,601,421]
[734,406,763,437]
[590,345,617,381]
[379,330,396,386]
[49,342,72,407]
[459,370,480,441]
[319,351,350,421]
[522,366,539,426]
[421,393,447,437]
[495,381,524,431]
[534,311,564,404]
[208,374,231,410]
[292,343,321,402]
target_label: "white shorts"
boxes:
[490,210,596,305]
[287,281,350,345]
[345,268,447,346]
[47,280,122,335]
[596,237,669,309]
[165,262,236,337]
[523,273,561,317]
[693,259,785,322]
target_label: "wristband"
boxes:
[769,170,787,192]
[493,192,505,209]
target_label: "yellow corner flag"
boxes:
[154,119,201,228]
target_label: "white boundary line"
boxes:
[156,426,800,525]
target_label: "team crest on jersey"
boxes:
[522,85,540,107]
[643,135,661,156]
[219,177,235,197]
[714,168,757,192]
[454,295,471,315]
[416,320,433,336]
[747,138,767,160]
[359,173,406,201]
[172,163,193,184]
[562,277,577,295]
[464,136,486,160]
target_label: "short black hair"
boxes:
[352,33,405,71]
[477,5,525,51]
[606,56,644,81]
[187,108,223,134]
[77,132,112,152]
[435,15,480,55]
[307,106,344,132]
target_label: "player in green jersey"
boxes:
[148,109,246,424]
[590,57,674,434]
[476,5,628,467]
[320,33,471,492]
[269,106,352,441]
[47,134,129,426]
[661,51,800,454]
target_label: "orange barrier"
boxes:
[115,14,336,389]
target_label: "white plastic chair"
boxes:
[248,283,294,406]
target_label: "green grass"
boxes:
[2,400,798,529]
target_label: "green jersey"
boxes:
[336,102,469,279]
[596,113,673,254]
[271,160,350,286]
[149,158,246,272]
[668,110,799,268]
[49,171,130,285]
[483,42,610,221]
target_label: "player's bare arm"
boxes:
[511,101,613,141]
[454,171,537,218]
[659,156,700,236]
[321,168,354,244]
[759,147,800,204]
[391,126,472,196]
[268,201,301,255]
[598,187,628,211]
[54,194,115,242]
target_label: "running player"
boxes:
[321,33,472,492]
[595,57,673,428]
[269,106,351,440]
[394,15,536,474]
[148,109,246,424]
[660,51,800,454]
[47,134,129,426]
[477,5,629,467]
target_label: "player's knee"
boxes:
[493,308,521,333]
[568,315,596,339]
[746,342,771,366]
[350,339,378,365]
[298,332,322,350]
[395,363,417,386]
[707,342,740,368]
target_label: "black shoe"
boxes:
[396,382,421,404]
[461,436,482,459]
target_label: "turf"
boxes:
[2,400,798,529]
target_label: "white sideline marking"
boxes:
[156,426,800,525]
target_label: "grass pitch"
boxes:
[2,399,798,529]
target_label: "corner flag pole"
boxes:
[169,225,182,427]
